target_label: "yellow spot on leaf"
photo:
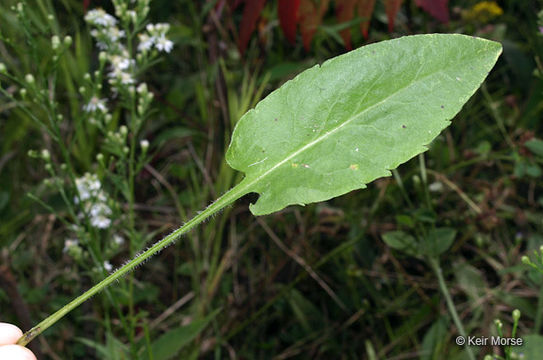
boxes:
[350,164,359,170]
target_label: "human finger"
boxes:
[0,344,37,360]
[0,322,23,345]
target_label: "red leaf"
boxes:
[357,0,376,39]
[415,0,449,23]
[278,0,301,45]
[227,0,243,10]
[335,0,357,50]
[238,0,267,55]
[383,0,403,32]
[299,0,330,51]
[83,0,90,12]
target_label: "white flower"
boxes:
[137,83,148,94]
[137,33,154,52]
[113,234,124,245]
[118,71,135,85]
[83,96,108,113]
[141,23,173,53]
[103,261,113,272]
[85,9,117,27]
[89,203,112,218]
[63,238,79,253]
[106,26,126,43]
[90,26,125,51]
[428,181,444,192]
[109,54,132,71]
[75,173,102,203]
[91,215,111,229]
[155,36,173,53]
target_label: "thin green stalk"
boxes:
[17,179,252,346]
[418,153,432,210]
[428,257,476,360]
[480,84,514,149]
[534,283,543,333]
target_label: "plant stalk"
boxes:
[428,257,476,360]
[17,180,251,346]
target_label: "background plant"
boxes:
[1,0,542,359]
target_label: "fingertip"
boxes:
[0,322,23,345]
[0,344,37,360]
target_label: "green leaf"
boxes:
[525,138,543,157]
[518,334,543,358]
[422,227,456,257]
[453,262,486,301]
[226,34,501,215]
[382,231,419,257]
[420,316,448,360]
[146,308,221,360]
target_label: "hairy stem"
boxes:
[17,179,252,346]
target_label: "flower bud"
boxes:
[51,35,60,50]
[512,309,521,321]
[63,35,72,47]
[521,255,532,265]
[41,149,51,160]
[99,51,107,63]
[25,73,35,84]
[140,139,149,151]
[119,125,128,136]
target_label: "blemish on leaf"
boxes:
[402,125,406,128]
[456,77,461,81]
[248,157,268,167]
[302,164,310,168]
[274,118,278,122]
[355,147,359,152]
[350,164,359,170]
[440,105,444,109]
[291,163,298,168]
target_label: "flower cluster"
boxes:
[84,5,173,92]
[85,9,125,52]
[138,23,173,53]
[464,1,503,23]
[74,173,113,229]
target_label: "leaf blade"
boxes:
[226,34,502,215]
